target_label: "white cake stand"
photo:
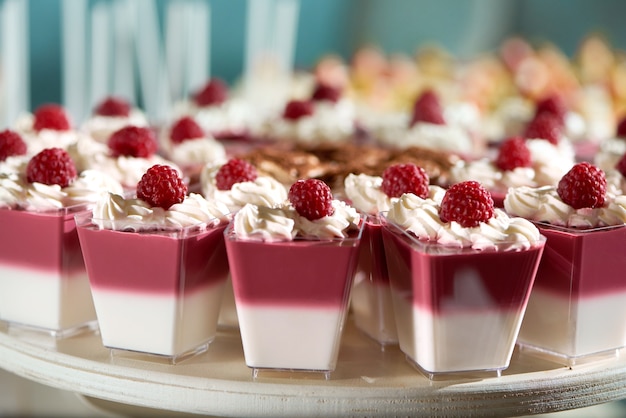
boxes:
[1,319,626,417]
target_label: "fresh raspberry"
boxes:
[524,112,562,145]
[535,94,567,125]
[410,89,445,126]
[283,100,314,120]
[193,78,228,107]
[288,178,334,221]
[33,104,71,132]
[439,181,495,228]
[136,164,187,210]
[170,116,204,144]
[557,162,606,209]
[381,163,429,199]
[495,136,532,171]
[311,83,342,103]
[94,96,131,117]
[616,116,626,138]
[26,148,77,187]
[0,129,27,162]
[108,126,158,158]
[215,158,258,191]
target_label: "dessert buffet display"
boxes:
[4,33,626,415]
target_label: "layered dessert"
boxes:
[76,165,231,361]
[80,96,149,143]
[504,162,626,364]
[69,124,181,190]
[170,77,260,142]
[255,81,359,146]
[0,148,123,337]
[225,178,363,376]
[12,103,90,155]
[342,163,431,346]
[367,89,483,157]
[200,157,287,213]
[200,157,288,328]
[381,181,545,376]
[159,115,226,184]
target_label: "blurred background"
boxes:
[2,0,626,126]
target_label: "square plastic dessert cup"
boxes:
[0,203,98,338]
[381,216,545,379]
[75,213,230,364]
[350,213,398,347]
[224,219,364,379]
[517,222,626,366]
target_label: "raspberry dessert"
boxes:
[367,89,483,157]
[256,81,359,146]
[382,181,545,376]
[76,165,231,361]
[449,135,575,207]
[343,163,430,346]
[200,158,287,213]
[505,162,626,364]
[225,179,363,376]
[0,148,124,337]
[80,96,149,143]
[484,91,609,160]
[71,124,181,190]
[170,77,259,143]
[12,103,89,155]
[159,116,226,184]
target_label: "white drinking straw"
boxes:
[1,0,29,125]
[61,0,87,123]
[134,0,169,123]
[186,0,209,96]
[112,0,135,103]
[166,0,186,103]
[90,1,111,109]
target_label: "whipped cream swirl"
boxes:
[92,192,230,231]
[0,170,124,210]
[80,109,149,143]
[504,185,626,229]
[386,188,541,250]
[232,200,362,241]
[344,173,391,214]
[201,163,288,212]
[259,99,356,145]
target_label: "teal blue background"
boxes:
[24,0,626,109]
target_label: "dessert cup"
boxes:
[381,216,545,378]
[0,204,97,338]
[517,223,626,366]
[75,213,230,363]
[224,220,364,379]
[350,214,398,347]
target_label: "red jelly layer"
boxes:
[77,222,229,295]
[382,225,545,313]
[356,218,390,285]
[0,207,87,275]
[533,224,626,296]
[225,231,361,308]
